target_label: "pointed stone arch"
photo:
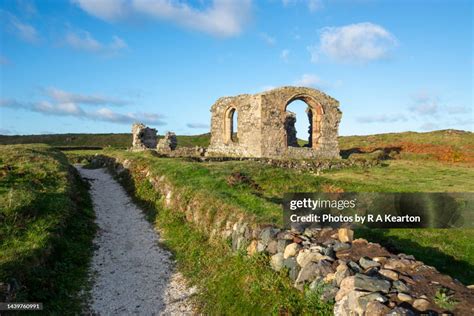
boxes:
[283,94,324,149]
[224,107,238,144]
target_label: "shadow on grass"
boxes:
[356,228,474,285]
[260,195,284,205]
[340,146,402,159]
[1,167,96,313]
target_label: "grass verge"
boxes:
[0,144,96,313]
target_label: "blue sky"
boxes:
[0,0,472,136]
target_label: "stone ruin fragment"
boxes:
[284,111,298,147]
[156,132,178,152]
[131,123,157,151]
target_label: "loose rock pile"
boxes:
[239,226,474,315]
[260,156,381,172]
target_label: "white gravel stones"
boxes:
[77,166,195,315]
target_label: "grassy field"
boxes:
[2,129,471,160]
[0,133,131,148]
[2,129,473,313]
[339,129,473,163]
[0,144,96,313]
[0,132,211,149]
[67,139,474,285]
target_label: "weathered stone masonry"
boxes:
[207,86,342,159]
[131,123,157,151]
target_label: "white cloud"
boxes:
[33,100,84,116]
[9,99,82,118]
[310,22,397,63]
[445,105,471,115]
[419,122,439,131]
[280,49,290,62]
[260,32,276,45]
[1,88,165,126]
[409,92,442,116]
[5,13,39,43]
[92,108,164,125]
[409,92,472,118]
[65,31,103,51]
[282,0,322,12]
[110,36,127,50]
[451,117,473,127]
[356,114,407,123]
[294,74,323,88]
[16,0,38,16]
[410,99,438,116]
[0,128,12,135]
[73,0,252,38]
[65,30,127,55]
[420,118,473,132]
[45,87,128,106]
[308,0,323,12]
[72,0,127,20]
[187,122,209,129]
[0,98,28,109]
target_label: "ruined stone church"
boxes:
[207,86,342,159]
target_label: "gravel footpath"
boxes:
[77,166,196,315]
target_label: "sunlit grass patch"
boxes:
[0,144,96,313]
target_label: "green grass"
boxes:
[338,129,473,163]
[434,287,458,311]
[323,159,473,192]
[70,149,369,225]
[3,129,474,310]
[176,133,211,148]
[0,144,96,313]
[0,133,132,148]
[0,133,211,149]
[3,129,471,155]
[338,129,473,151]
[114,164,333,315]
[67,146,474,284]
[321,159,474,284]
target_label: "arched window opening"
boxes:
[231,109,238,142]
[224,107,238,143]
[285,100,312,147]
